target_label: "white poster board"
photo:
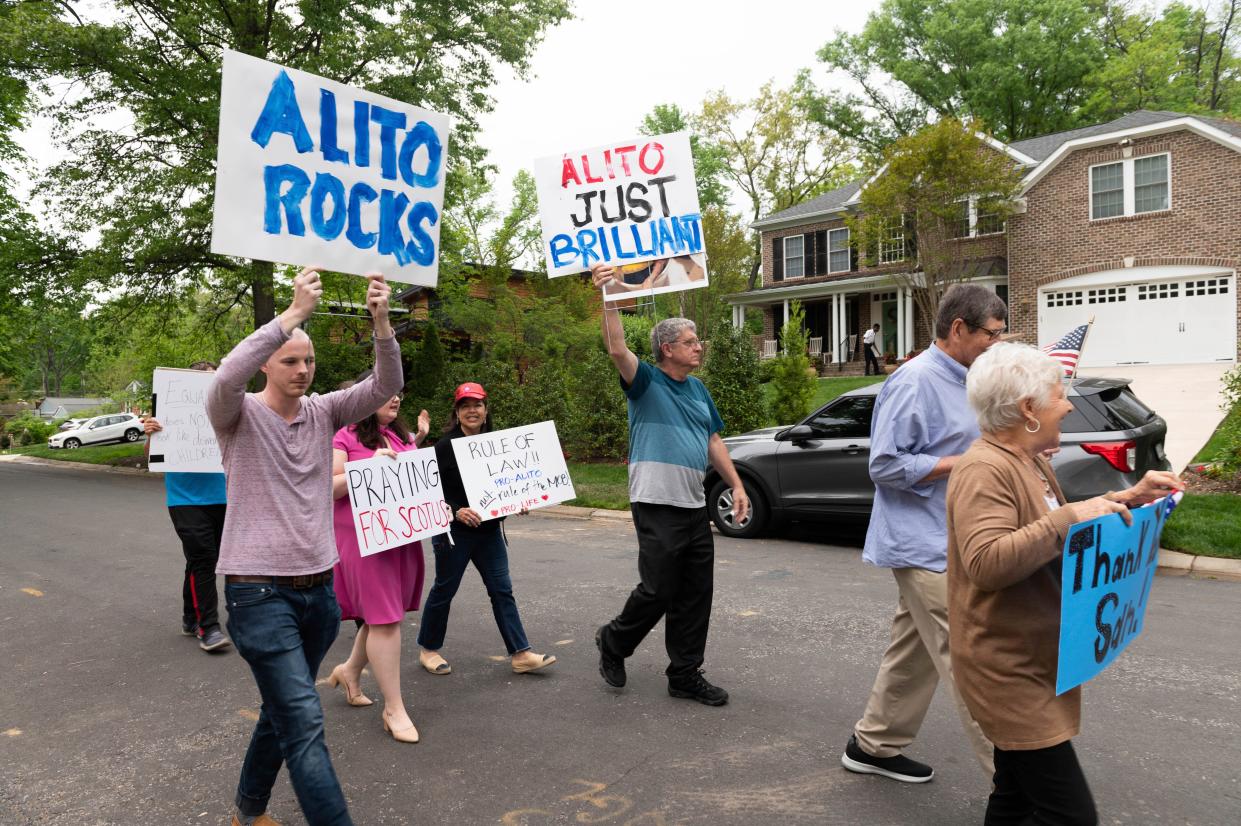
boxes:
[534,131,708,302]
[344,447,451,556]
[211,49,451,283]
[148,368,224,474]
[451,421,576,521]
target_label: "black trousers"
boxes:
[602,503,714,679]
[864,345,881,375]
[985,741,1097,826]
[168,504,226,634]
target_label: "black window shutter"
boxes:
[814,230,828,274]
[803,231,817,276]
[850,245,859,272]
[772,236,784,281]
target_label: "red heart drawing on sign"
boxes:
[541,494,549,501]
[490,510,498,517]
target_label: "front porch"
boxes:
[730,275,922,373]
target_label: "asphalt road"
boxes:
[1,461,1238,826]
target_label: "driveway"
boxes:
[1076,362,1233,472]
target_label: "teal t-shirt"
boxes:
[165,472,227,508]
[622,360,724,508]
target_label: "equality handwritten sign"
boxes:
[211,50,451,283]
[451,421,576,522]
[534,131,709,301]
[148,368,223,474]
[344,448,452,556]
[1055,493,1181,695]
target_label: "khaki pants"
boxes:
[854,567,994,778]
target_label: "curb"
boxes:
[5,454,1240,582]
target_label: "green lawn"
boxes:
[1192,403,1241,464]
[565,461,629,510]
[1160,494,1241,560]
[3,441,146,466]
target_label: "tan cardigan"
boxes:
[946,436,1083,751]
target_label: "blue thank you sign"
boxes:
[1056,494,1179,695]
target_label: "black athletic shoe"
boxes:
[841,735,934,783]
[595,626,626,687]
[181,621,198,637]
[668,670,729,706]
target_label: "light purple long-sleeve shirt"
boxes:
[207,318,403,575]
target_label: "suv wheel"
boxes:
[65,438,81,449]
[124,428,141,442]
[708,478,767,539]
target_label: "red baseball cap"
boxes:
[453,382,487,403]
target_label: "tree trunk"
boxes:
[250,259,276,330]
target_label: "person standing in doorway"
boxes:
[863,323,882,375]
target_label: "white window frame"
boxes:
[1089,152,1171,220]
[783,234,805,278]
[950,196,1006,239]
[878,218,906,264]
[828,227,850,273]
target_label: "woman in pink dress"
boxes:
[324,388,430,744]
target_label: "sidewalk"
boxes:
[5,453,1239,582]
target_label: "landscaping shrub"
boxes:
[702,317,766,437]
[767,301,816,425]
[4,413,55,446]
[1206,364,1241,477]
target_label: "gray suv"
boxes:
[705,378,1172,539]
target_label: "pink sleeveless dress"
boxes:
[331,424,426,623]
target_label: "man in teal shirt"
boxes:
[590,263,749,706]
[145,361,230,652]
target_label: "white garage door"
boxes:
[1039,272,1236,366]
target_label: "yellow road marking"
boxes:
[4,728,21,737]
[20,588,43,597]
[738,610,759,617]
[554,639,574,646]
[237,709,260,721]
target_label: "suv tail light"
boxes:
[1080,440,1136,473]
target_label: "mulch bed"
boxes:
[1181,466,1241,495]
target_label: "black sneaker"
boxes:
[595,625,626,687]
[841,735,934,783]
[199,627,232,652]
[668,670,728,706]
[181,620,198,637]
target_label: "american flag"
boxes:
[1041,324,1090,378]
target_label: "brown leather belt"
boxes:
[225,572,333,589]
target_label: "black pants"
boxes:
[602,503,714,680]
[864,345,881,375]
[985,741,1097,826]
[168,504,226,634]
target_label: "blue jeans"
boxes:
[416,528,530,655]
[225,579,353,826]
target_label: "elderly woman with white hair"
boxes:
[945,342,1181,826]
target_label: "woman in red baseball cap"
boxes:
[415,382,557,676]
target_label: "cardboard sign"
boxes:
[1055,493,1180,695]
[344,448,451,556]
[534,131,708,301]
[148,368,224,473]
[211,50,451,283]
[451,421,576,521]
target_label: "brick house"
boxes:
[730,110,1241,370]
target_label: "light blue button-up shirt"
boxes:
[862,343,979,572]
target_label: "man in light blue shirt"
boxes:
[841,285,1006,785]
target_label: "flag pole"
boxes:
[1070,315,1096,381]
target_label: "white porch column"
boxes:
[782,299,790,352]
[905,289,915,352]
[831,293,841,363]
[896,287,907,358]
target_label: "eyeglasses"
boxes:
[671,337,702,349]
[391,393,405,402]
[966,321,1007,341]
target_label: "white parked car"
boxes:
[57,417,88,432]
[48,413,144,449]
